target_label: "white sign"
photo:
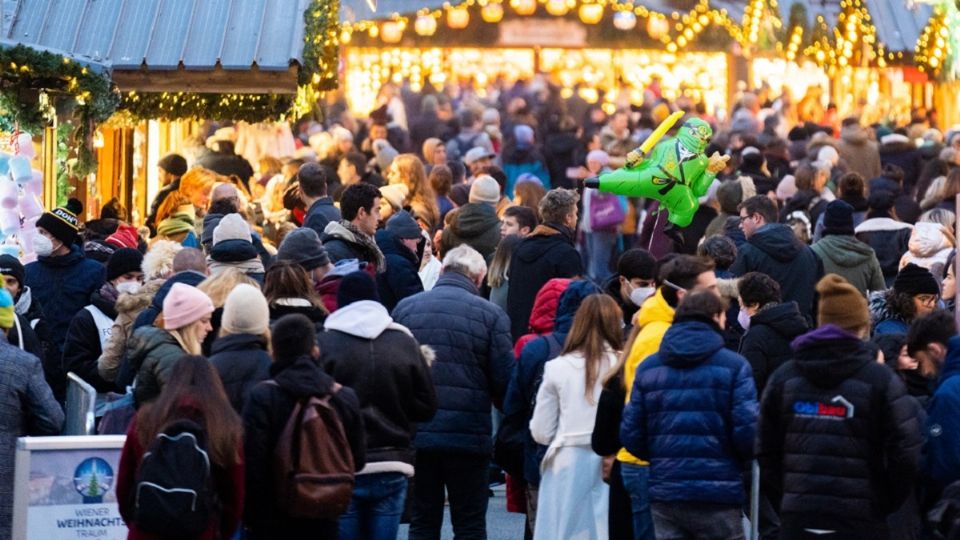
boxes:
[498,18,587,47]
[13,436,128,540]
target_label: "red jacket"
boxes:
[512,277,571,357]
[116,411,244,540]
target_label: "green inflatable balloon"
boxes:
[585,117,728,228]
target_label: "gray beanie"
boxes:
[277,227,331,270]
[386,210,422,239]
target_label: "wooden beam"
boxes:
[112,65,299,94]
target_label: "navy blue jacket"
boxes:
[502,280,600,485]
[303,197,341,238]
[209,333,271,414]
[620,318,758,505]
[133,271,207,330]
[925,335,960,494]
[393,271,514,454]
[374,229,424,312]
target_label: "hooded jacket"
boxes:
[620,319,757,504]
[374,228,424,312]
[502,146,551,197]
[319,300,437,471]
[393,271,514,455]
[440,203,502,262]
[757,325,922,534]
[133,271,207,331]
[856,218,913,287]
[242,355,365,539]
[303,196,342,237]
[208,239,265,284]
[209,333,271,413]
[61,284,119,393]
[24,244,106,396]
[502,280,599,485]
[838,125,882,180]
[322,221,383,269]
[513,277,572,357]
[880,139,925,192]
[900,221,953,280]
[730,223,824,323]
[925,336,960,494]
[738,301,809,393]
[127,326,188,406]
[811,234,886,296]
[507,223,583,340]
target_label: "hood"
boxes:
[38,243,87,267]
[749,224,802,262]
[750,301,808,341]
[840,124,870,145]
[515,224,575,263]
[14,285,33,316]
[868,177,902,197]
[868,290,905,327]
[909,222,949,257]
[271,355,336,398]
[855,217,912,234]
[322,220,359,244]
[637,289,675,330]
[116,279,164,314]
[660,320,724,368]
[553,280,602,334]
[814,234,875,267]
[209,238,259,263]
[324,300,395,339]
[149,270,207,310]
[201,212,224,247]
[791,324,873,387]
[526,278,572,334]
[90,283,119,318]
[211,332,268,355]
[448,203,500,240]
[375,229,418,265]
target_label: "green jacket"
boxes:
[811,234,885,296]
[128,326,187,406]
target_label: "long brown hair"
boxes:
[562,295,623,403]
[136,355,242,467]
[391,154,439,228]
[262,260,326,311]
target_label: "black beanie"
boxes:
[106,248,144,282]
[822,200,855,236]
[894,263,940,296]
[158,153,188,177]
[868,190,896,213]
[0,254,24,286]
[36,203,81,246]
[336,271,379,307]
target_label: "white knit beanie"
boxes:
[469,175,500,205]
[213,213,252,245]
[221,283,269,335]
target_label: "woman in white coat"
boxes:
[530,294,624,540]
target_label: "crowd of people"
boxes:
[1,76,960,540]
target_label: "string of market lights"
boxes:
[915,0,959,81]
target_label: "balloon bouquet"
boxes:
[585,111,729,234]
[0,132,45,262]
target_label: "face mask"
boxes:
[116,282,141,295]
[630,286,656,307]
[34,234,53,257]
[737,309,751,331]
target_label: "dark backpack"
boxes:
[449,133,481,160]
[134,420,216,537]
[272,382,355,519]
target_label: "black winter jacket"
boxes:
[61,286,118,393]
[855,217,914,287]
[738,301,808,394]
[374,229,424,312]
[757,325,923,534]
[319,300,437,466]
[393,272,514,454]
[268,302,327,331]
[209,333,271,413]
[506,224,583,340]
[729,224,823,324]
[241,355,365,539]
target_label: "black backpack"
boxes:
[133,419,217,537]
[449,133,481,160]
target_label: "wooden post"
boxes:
[42,125,57,209]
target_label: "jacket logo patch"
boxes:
[793,395,854,419]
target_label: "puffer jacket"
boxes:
[374,228,424,312]
[738,301,809,394]
[837,124,882,180]
[319,300,437,469]
[925,336,960,494]
[502,280,600,485]
[440,203,502,262]
[811,234,886,296]
[513,277,572,357]
[127,326,188,406]
[856,217,913,287]
[869,290,911,336]
[61,284,119,393]
[393,271,514,454]
[98,279,163,383]
[207,239,265,284]
[900,221,953,281]
[209,333,271,413]
[757,324,922,535]
[730,223,824,323]
[620,318,757,504]
[507,223,583,340]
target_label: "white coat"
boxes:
[529,349,614,540]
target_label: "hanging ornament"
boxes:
[381,20,404,43]
[646,14,669,40]
[481,2,504,22]
[613,10,637,30]
[447,6,470,28]
[510,0,537,16]
[415,14,437,36]
[578,3,603,24]
[545,0,570,16]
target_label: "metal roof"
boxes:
[864,0,932,53]
[4,0,310,71]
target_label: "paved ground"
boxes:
[398,485,526,540]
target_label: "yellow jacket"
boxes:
[617,288,674,465]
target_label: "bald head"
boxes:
[172,247,208,274]
[211,183,239,203]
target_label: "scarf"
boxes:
[157,211,196,237]
[339,220,386,273]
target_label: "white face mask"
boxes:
[34,234,53,257]
[116,281,142,295]
[630,286,656,307]
[737,308,751,331]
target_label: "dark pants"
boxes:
[651,501,745,540]
[409,450,490,540]
[338,472,408,540]
[779,516,889,540]
[609,460,635,540]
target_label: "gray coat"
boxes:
[0,336,64,539]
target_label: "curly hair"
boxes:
[697,235,737,271]
[538,188,579,224]
[885,288,918,321]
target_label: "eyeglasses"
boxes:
[916,294,939,306]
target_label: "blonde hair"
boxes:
[197,268,259,308]
[392,154,439,228]
[169,323,205,356]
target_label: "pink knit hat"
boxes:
[162,283,214,330]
